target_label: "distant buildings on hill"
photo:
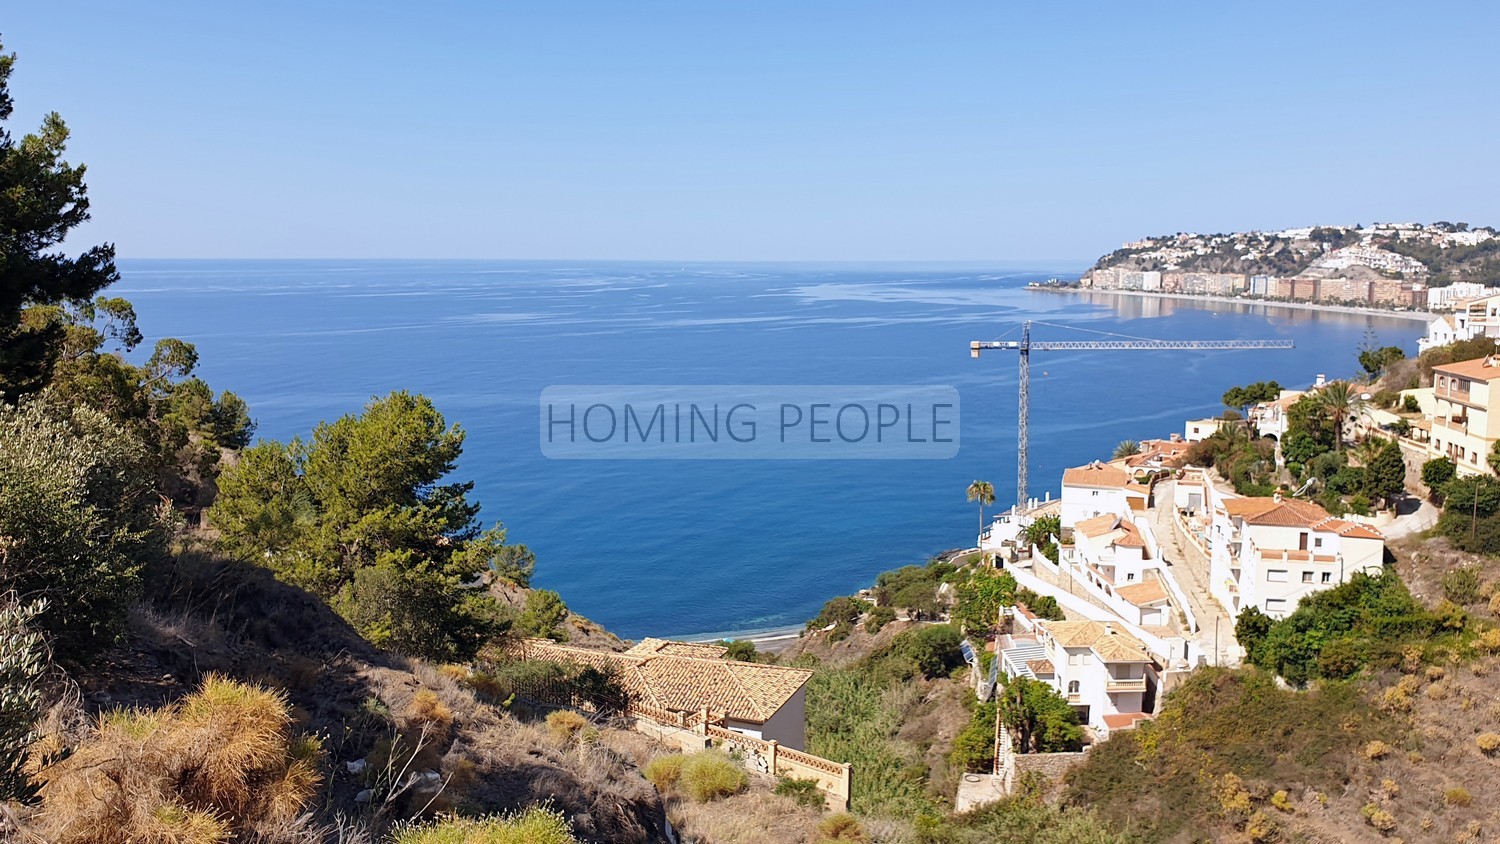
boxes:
[1082,266,1428,309]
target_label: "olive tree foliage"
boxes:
[209,391,526,661]
[0,401,168,659]
[0,596,47,802]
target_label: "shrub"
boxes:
[1271,789,1293,812]
[817,812,868,841]
[679,750,748,803]
[1477,628,1500,653]
[36,675,322,842]
[391,806,578,844]
[1365,806,1397,832]
[724,639,759,662]
[408,690,453,736]
[1477,733,1500,754]
[864,605,897,634]
[644,754,686,793]
[810,595,873,630]
[1443,566,1484,605]
[1445,786,1472,807]
[0,598,48,802]
[1364,740,1392,760]
[882,624,962,680]
[517,590,569,641]
[1382,778,1400,797]
[545,709,589,741]
[774,775,826,809]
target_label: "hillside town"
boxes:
[1083,221,1498,309]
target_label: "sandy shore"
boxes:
[669,624,806,655]
[1037,286,1435,323]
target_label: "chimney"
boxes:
[1273,491,1283,503]
[1103,622,1115,635]
[1169,433,1182,442]
[1315,373,1326,388]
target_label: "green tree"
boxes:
[1022,514,1061,548]
[1358,345,1406,378]
[723,639,759,662]
[967,480,996,535]
[1438,474,1500,554]
[209,392,517,661]
[999,677,1083,753]
[517,589,569,641]
[953,569,1017,633]
[1221,381,1282,413]
[0,42,121,400]
[1233,606,1274,665]
[1111,440,1141,459]
[1313,381,1364,454]
[1422,456,1456,498]
[1361,440,1407,508]
[0,401,167,658]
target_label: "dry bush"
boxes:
[35,674,322,843]
[1477,733,1500,754]
[680,750,749,803]
[644,754,686,793]
[408,690,453,737]
[1364,740,1393,760]
[1271,789,1294,811]
[1446,786,1473,806]
[390,806,578,843]
[1381,778,1400,797]
[1477,629,1500,654]
[545,709,589,742]
[1363,804,1397,833]
[818,812,868,841]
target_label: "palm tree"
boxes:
[966,480,996,536]
[1315,381,1365,453]
[1112,440,1142,459]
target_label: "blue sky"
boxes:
[6,2,1498,261]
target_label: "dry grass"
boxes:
[817,812,868,841]
[545,709,589,741]
[644,753,687,793]
[667,788,824,844]
[34,674,322,844]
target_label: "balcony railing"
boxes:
[1105,677,1148,693]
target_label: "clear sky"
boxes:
[6,2,1498,262]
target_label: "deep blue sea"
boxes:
[114,260,1423,640]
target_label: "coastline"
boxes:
[1037,286,1436,323]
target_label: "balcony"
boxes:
[1066,693,1082,704]
[1105,677,1148,693]
[1433,416,1470,434]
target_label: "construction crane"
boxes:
[970,320,1294,510]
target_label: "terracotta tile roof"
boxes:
[1026,659,1055,676]
[1115,580,1170,606]
[1039,620,1154,663]
[1223,496,1331,527]
[1102,712,1151,730]
[1075,514,1148,549]
[1062,461,1133,489]
[1311,517,1385,540]
[1434,356,1500,382]
[627,638,730,659]
[517,638,812,723]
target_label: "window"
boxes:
[1313,537,1323,549]
[1126,573,1136,582]
[1321,572,1332,583]
[1067,680,1080,695]
[1091,490,1099,497]
[1068,652,1082,667]
[1302,572,1314,583]
[1267,569,1289,582]
[1265,598,1287,614]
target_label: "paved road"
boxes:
[1151,481,1240,667]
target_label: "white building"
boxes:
[1183,418,1225,442]
[1070,513,1173,627]
[1248,389,1308,441]
[1201,492,1385,619]
[1020,619,1157,739]
[1061,462,1150,527]
[1428,282,1492,311]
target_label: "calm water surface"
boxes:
[114,260,1421,639]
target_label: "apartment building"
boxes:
[1061,462,1150,526]
[1012,619,1157,738]
[1430,356,1500,475]
[1203,492,1385,619]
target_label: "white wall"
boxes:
[1062,484,1128,528]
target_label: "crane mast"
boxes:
[970,319,1294,511]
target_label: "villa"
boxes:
[514,637,814,749]
[1069,513,1173,627]
[1000,616,1158,740]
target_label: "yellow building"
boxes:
[1430,356,1500,475]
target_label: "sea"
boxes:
[113,260,1425,641]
